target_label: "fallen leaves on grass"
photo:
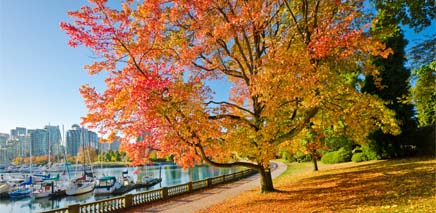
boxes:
[199,157,436,213]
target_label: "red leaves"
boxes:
[62,0,398,169]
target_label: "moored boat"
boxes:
[8,176,32,199]
[32,183,51,199]
[32,175,64,199]
[8,187,31,199]
[65,173,95,196]
[65,180,95,196]
[136,176,162,188]
[0,183,11,198]
[94,176,120,195]
[111,170,135,195]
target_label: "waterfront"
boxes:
[0,164,240,213]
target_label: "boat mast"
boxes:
[29,132,32,174]
[48,123,51,167]
[62,124,71,179]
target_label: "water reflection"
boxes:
[0,164,240,212]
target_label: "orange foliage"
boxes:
[61,0,399,190]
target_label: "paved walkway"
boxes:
[123,162,287,213]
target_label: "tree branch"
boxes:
[195,144,260,170]
[208,114,258,130]
[205,101,255,115]
[274,107,320,144]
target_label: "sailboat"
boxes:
[0,182,12,198]
[31,174,66,198]
[65,126,95,196]
[34,125,70,198]
[8,176,32,199]
[65,171,95,195]
[9,134,35,199]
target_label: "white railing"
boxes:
[40,168,258,213]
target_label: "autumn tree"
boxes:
[12,156,24,165]
[76,147,98,163]
[62,0,399,192]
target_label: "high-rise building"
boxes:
[88,131,99,150]
[44,125,62,157]
[10,127,28,157]
[0,143,15,164]
[10,127,26,139]
[0,133,9,146]
[66,124,99,156]
[28,129,48,156]
[66,125,81,156]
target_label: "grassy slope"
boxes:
[199,157,436,213]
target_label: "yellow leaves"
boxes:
[201,158,436,213]
[65,0,404,171]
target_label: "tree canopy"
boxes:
[371,0,436,32]
[62,0,399,192]
[412,61,436,127]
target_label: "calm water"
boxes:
[0,164,240,213]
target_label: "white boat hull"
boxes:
[94,185,117,195]
[0,183,10,194]
[32,190,50,198]
[65,181,95,196]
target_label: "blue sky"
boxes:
[0,1,434,134]
[0,0,104,133]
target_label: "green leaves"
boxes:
[412,61,436,127]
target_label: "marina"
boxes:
[0,163,240,212]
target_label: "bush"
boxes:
[321,151,337,164]
[351,153,367,162]
[293,152,312,162]
[280,150,293,162]
[337,147,352,162]
[321,147,352,164]
[325,135,353,151]
[362,144,381,160]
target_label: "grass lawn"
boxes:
[199,157,436,212]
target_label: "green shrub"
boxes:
[325,135,353,151]
[321,151,337,164]
[321,147,352,164]
[351,153,367,162]
[337,147,352,162]
[362,144,381,160]
[280,151,293,162]
[293,152,312,162]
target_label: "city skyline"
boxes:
[0,1,434,134]
[0,124,122,164]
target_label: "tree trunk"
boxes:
[312,155,318,171]
[259,165,274,193]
